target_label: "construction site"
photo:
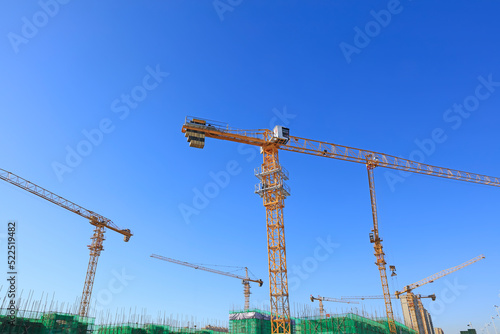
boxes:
[2,3,499,334]
[0,116,494,334]
[0,307,416,334]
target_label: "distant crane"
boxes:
[310,295,359,317]
[182,116,499,334]
[341,293,436,332]
[395,254,485,333]
[151,254,263,310]
[341,294,436,301]
[0,168,133,317]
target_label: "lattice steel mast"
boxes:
[0,168,132,317]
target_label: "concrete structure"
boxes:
[418,298,435,334]
[435,328,444,334]
[400,294,435,334]
[460,329,477,334]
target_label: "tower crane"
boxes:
[310,295,359,317]
[341,294,436,301]
[395,254,485,333]
[342,293,436,333]
[182,116,499,334]
[151,254,263,310]
[0,168,133,317]
[365,154,397,332]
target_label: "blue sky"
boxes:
[1,1,500,333]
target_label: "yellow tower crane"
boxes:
[341,294,436,301]
[365,154,397,332]
[151,254,263,310]
[0,168,133,317]
[394,254,485,334]
[310,295,359,317]
[182,116,499,334]
[342,293,436,333]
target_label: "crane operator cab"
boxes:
[369,232,375,243]
[271,125,290,144]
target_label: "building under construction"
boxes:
[0,307,423,334]
[400,295,435,334]
[230,309,418,334]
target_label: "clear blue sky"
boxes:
[1,1,499,333]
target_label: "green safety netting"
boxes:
[229,310,417,334]
[0,311,93,334]
[0,309,417,334]
[0,310,227,334]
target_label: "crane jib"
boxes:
[0,168,132,238]
[183,120,500,187]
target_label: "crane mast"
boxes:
[182,116,498,334]
[366,155,396,333]
[0,168,132,317]
[151,254,263,310]
[185,117,292,334]
[81,224,105,317]
[256,145,291,334]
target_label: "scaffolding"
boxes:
[0,308,227,334]
[96,323,226,334]
[229,310,273,334]
[0,308,416,334]
[229,310,417,334]
[0,310,94,334]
